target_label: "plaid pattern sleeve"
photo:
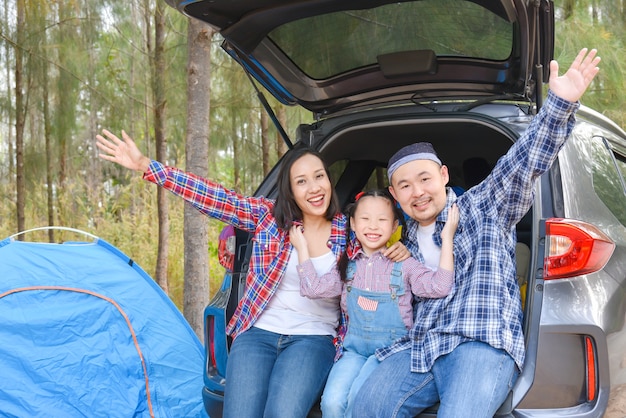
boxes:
[472,90,579,230]
[143,161,270,232]
[376,91,579,373]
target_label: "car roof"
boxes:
[166,0,554,116]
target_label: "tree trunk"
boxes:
[43,52,55,242]
[4,0,14,188]
[184,17,214,338]
[275,105,288,158]
[153,0,170,294]
[591,0,598,25]
[261,109,270,175]
[232,116,241,193]
[563,0,575,20]
[15,0,26,237]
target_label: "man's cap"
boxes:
[387,142,441,182]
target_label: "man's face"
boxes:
[388,159,449,226]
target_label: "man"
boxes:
[352,48,601,418]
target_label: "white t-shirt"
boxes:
[416,222,440,270]
[254,250,340,336]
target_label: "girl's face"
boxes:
[350,196,399,255]
[290,153,333,220]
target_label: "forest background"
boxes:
[1,0,625,337]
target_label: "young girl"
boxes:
[290,189,459,418]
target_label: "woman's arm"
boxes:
[97,129,267,232]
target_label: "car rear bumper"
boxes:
[202,386,224,417]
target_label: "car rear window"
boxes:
[268,0,514,79]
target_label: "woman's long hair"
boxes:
[272,146,341,230]
[337,189,407,280]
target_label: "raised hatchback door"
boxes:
[165,0,554,115]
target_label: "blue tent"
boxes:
[0,228,208,418]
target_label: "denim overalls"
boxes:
[321,260,408,418]
[342,260,408,354]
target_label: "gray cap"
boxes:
[387,142,441,182]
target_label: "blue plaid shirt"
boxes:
[376,91,579,372]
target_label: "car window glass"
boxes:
[589,136,626,226]
[614,153,626,188]
[328,160,387,190]
[328,160,347,187]
[268,0,513,79]
[364,167,388,190]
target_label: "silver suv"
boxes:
[165,1,626,416]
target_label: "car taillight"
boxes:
[218,225,236,271]
[585,336,597,402]
[544,218,615,280]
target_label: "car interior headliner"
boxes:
[319,118,514,188]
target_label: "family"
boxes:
[96,48,600,418]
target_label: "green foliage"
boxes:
[553,0,626,127]
[0,177,225,308]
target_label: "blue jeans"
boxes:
[223,326,335,418]
[322,263,407,418]
[352,341,518,418]
[321,351,381,418]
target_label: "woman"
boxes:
[95,130,408,418]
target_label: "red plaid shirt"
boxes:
[144,161,348,339]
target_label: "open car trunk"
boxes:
[206,102,541,417]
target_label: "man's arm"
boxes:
[467,48,601,229]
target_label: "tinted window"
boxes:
[364,167,388,190]
[615,153,626,186]
[328,160,387,191]
[590,136,626,226]
[269,0,513,79]
[328,160,348,187]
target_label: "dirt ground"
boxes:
[605,322,626,418]
[605,384,626,418]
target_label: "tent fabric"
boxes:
[0,233,208,418]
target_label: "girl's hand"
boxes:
[96,129,151,172]
[441,203,460,242]
[383,240,410,262]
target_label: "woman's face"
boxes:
[289,153,333,220]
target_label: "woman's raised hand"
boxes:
[96,129,151,173]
